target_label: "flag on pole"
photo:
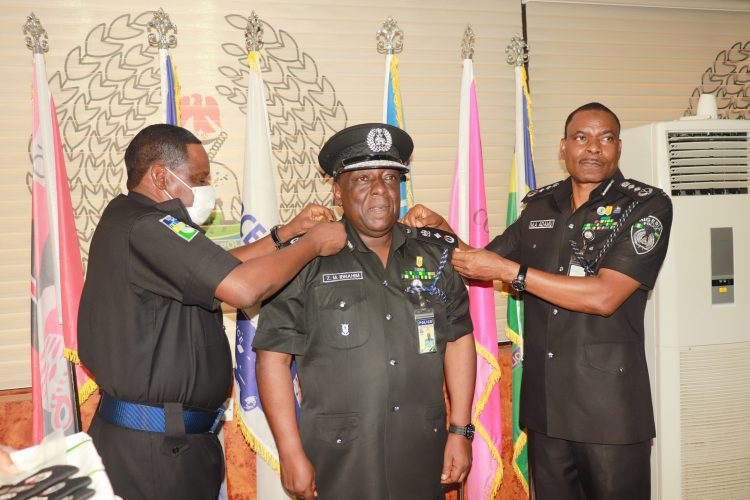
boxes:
[29,37,91,444]
[233,48,290,499]
[448,55,503,500]
[506,64,536,496]
[382,54,414,217]
[161,51,181,126]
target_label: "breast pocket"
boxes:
[312,282,370,349]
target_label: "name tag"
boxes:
[322,271,363,283]
[529,219,555,230]
[415,308,437,354]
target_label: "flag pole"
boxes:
[376,16,403,123]
[25,12,83,438]
[147,8,178,124]
[505,33,534,498]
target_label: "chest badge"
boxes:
[340,323,350,336]
[401,256,436,286]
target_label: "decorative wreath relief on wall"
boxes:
[685,41,750,119]
[32,11,348,266]
[216,14,348,223]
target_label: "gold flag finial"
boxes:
[246,11,264,52]
[506,34,529,66]
[147,8,178,49]
[23,13,48,54]
[461,24,475,60]
[376,16,403,55]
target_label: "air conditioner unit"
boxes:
[620,119,750,500]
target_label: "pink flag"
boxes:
[30,49,92,443]
[449,59,502,499]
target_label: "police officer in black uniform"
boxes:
[403,103,672,500]
[253,123,477,500]
[78,124,346,499]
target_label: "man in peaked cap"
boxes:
[254,123,477,499]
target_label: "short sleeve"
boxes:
[598,194,673,289]
[443,258,474,341]
[129,213,241,309]
[486,217,523,260]
[254,271,308,355]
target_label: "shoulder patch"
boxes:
[616,179,662,201]
[159,215,198,242]
[522,181,561,203]
[404,226,459,249]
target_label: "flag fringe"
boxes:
[77,378,98,406]
[63,348,98,405]
[63,347,80,364]
[512,431,530,495]
[505,325,523,352]
[233,398,280,474]
[472,341,504,500]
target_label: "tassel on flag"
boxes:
[506,36,536,496]
[25,13,92,444]
[448,27,503,500]
[378,16,414,217]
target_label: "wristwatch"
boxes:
[448,423,475,441]
[270,224,284,250]
[511,264,528,292]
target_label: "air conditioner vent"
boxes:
[667,131,749,196]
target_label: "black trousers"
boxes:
[89,414,224,500]
[528,430,651,500]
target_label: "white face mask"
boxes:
[165,168,216,225]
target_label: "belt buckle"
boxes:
[209,407,226,434]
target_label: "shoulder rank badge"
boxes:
[403,227,459,248]
[160,215,198,242]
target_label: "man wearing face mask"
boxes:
[78,124,346,500]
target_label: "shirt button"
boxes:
[568,223,574,229]
[389,359,397,366]
[532,243,537,249]
[336,438,342,444]
[558,266,564,272]
[385,314,392,321]
[339,301,346,308]
[392,404,400,412]
[548,352,554,359]
[383,280,388,286]
[552,309,558,316]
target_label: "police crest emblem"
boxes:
[366,127,392,152]
[631,215,663,255]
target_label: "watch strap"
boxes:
[270,224,284,250]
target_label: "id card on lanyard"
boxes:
[415,308,437,354]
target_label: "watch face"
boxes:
[465,423,475,440]
[512,278,525,292]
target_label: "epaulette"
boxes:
[616,178,662,201]
[403,226,459,249]
[522,181,562,203]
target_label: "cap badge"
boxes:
[366,127,392,153]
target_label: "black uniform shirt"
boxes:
[254,220,473,500]
[487,169,672,444]
[79,192,241,410]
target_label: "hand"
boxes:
[399,204,448,230]
[0,447,18,474]
[452,248,512,282]
[441,434,472,484]
[280,204,336,241]
[303,221,346,256]
[279,450,317,499]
